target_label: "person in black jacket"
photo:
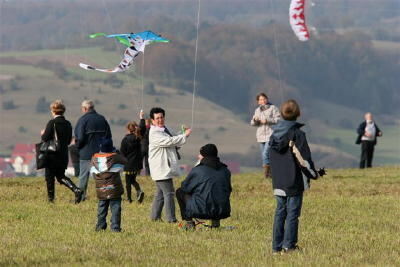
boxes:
[355,112,382,169]
[74,100,112,201]
[269,100,324,254]
[120,111,146,203]
[176,144,232,230]
[41,100,82,203]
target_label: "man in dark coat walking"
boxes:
[356,112,382,169]
[75,100,112,201]
[176,144,232,230]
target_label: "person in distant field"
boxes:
[91,138,127,232]
[120,111,146,203]
[269,99,325,254]
[176,144,232,230]
[68,137,80,177]
[148,107,192,223]
[74,100,112,201]
[141,118,152,176]
[250,93,280,178]
[41,100,82,203]
[356,112,382,169]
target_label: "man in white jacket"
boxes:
[148,107,192,222]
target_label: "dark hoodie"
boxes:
[269,120,317,197]
[180,157,232,220]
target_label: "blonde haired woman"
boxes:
[41,100,82,203]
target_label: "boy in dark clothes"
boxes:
[90,138,127,232]
[269,100,325,253]
[176,144,232,230]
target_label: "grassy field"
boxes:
[1,166,400,265]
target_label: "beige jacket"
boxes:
[250,104,281,143]
[148,126,187,181]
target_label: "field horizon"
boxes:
[1,166,400,265]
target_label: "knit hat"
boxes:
[100,138,115,153]
[200,144,218,158]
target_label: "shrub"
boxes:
[2,100,18,110]
[36,97,50,113]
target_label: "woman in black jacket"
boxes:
[120,111,146,203]
[41,100,82,203]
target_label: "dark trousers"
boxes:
[142,152,150,175]
[176,188,192,221]
[73,162,80,177]
[360,141,375,168]
[96,198,122,231]
[45,168,79,201]
[125,172,141,201]
[272,194,303,252]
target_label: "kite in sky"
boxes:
[289,0,310,41]
[79,31,169,73]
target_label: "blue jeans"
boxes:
[259,142,270,165]
[79,160,91,200]
[272,194,303,251]
[96,198,122,231]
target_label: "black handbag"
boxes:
[40,123,59,153]
[35,142,47,169]
[35,123,59,169]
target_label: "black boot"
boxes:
[46,179,55,202]
[61,177,83,204]
[126,186,132,203]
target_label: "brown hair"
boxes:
[280,99,300,121]
[126,121,142,139]
[50,99,66,115]
[256,93,268,101]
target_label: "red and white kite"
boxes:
[289,0,310,41]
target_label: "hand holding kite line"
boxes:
[79,31,169,73]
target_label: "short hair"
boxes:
[256,93,268,101]
[280,99,300,121]
[81,99,94,110]
[50,99,66,115]
[150,107,165,119]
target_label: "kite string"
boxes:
[141,51,145,111]
[191,0,201,129]
[269,0,285,104]
[101,0,141,113]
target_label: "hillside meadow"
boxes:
[1,166,400,265]
[1,47,400,168]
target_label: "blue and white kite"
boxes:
[79,31,169,73]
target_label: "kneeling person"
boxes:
[91,138,127,232]
[176,144,232,229]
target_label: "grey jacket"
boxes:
[250,104,280,142]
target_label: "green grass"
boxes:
[1,166,400,265]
